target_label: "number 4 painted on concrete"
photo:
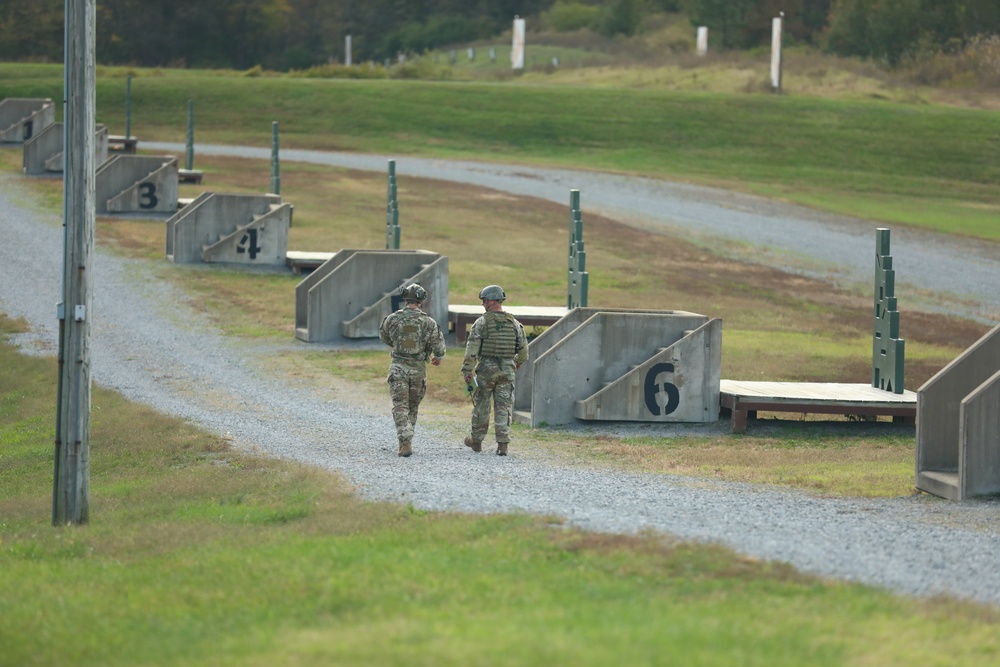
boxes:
[237,229,262,259]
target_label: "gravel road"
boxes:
[2,150,999,608]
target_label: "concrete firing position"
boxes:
[514,308,721,427]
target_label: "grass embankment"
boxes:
[1,63,998,240]
[2,314,999,666]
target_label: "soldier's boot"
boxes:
[496,442,508,456]
[464,436,482,453]
[398,439,413,457]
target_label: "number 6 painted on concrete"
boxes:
[644,362,680,416]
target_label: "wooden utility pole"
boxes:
[54,0,96,525]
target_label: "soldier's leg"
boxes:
[493,377,515,453]
[388,374,414,444]
[408,375,426,430]
[469,375,496,444]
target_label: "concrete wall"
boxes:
[917,324,1000,499]
[201,203,292,266]
[574,317,722,422]
[341,256,448,338]
[295,249,447,343]
[23,123,109,175]
[961,370,1000,499]
[96,155,178,214]
[166,193,284,264]
[0,98,55,143]
[514,309,717,426]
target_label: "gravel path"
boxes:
[2,154,999,608]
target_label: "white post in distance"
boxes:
[345,34,352,66]
[770,14,784,93]
[696,26,708,56]
[511,16,526,70]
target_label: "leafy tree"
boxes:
[824,0,965,65]
[0,0,64,62]
[595,0,643,38]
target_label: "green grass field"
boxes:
[2,59,1000,665]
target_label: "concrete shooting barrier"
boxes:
[22,123,109,175]
[916,323,1000,500]
[165,192,291,266]
[514,309,721,427]
[295,249,448,343]
[0,98,55,144]
[96,154,179,214]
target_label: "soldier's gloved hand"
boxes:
[431,356,442,366]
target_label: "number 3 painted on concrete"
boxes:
[644,362,680,416]
[138,183,158,209]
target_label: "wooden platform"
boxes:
[719,380,917,433]
[107,135,137,154]
[449,305,568,343]
[178,168,204,184]
[285,250,335,274]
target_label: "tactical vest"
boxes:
[478,312,518,359]
[391,310,426,359]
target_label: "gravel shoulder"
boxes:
[2,156,999,608]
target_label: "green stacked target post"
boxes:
[385,159,400,249]
[270,121,280,195]
[568,189,588,309]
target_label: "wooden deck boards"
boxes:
[719,380,917,433]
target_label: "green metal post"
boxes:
[185,100,194,171]
[270,121,280,195]
[125,74,131,139]
[568,189,588,308]
[872,228,905,393]
[385,159,400,249]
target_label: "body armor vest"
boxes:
[479,312,518,359]
[391,310,425,359]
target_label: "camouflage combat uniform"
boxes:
[461,310,528,452]
[379,306,446,453]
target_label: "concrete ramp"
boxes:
[917,323,1000,500]
[514,309,721,427]
[166,193,290,266]
[22,123,109,175]
[0,98,55,143]
[96,155,179,214]
[295,249,448,343]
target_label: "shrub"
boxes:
[289,62,390,80]
[541,2,601,32]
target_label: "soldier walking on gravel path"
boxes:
[461,284,529,456]
[379,284,446,457]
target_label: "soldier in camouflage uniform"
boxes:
[461,284,529,456]
[379,284,446,457]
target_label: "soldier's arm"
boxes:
[426,319,446,365]
[378,315,393,347]
[514,320,529,367]
[461,318,484,377]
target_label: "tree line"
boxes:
[1,0,998,71]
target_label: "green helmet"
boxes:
[400,283,427,303]
[479,284,506,302]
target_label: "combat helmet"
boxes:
[479,284,506,302]
[400,283,428,303]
